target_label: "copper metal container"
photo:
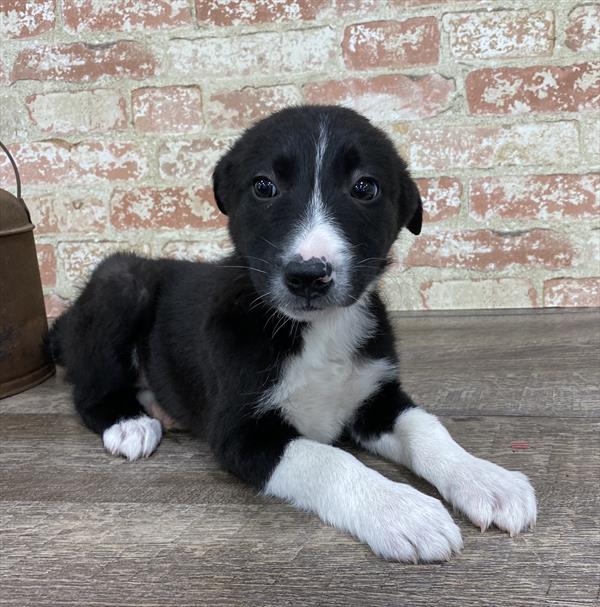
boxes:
[0,141,55,398]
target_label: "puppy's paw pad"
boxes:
[445,457,536,536]
[361,483,463,563]
[102,415,162,461]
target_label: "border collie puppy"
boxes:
[49,106,536,562]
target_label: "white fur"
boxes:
[261,302,397,443]
[265,438,463,562]
[288,122,349,271]
[362,408,537,536]
[102,415,162,461]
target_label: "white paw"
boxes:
[102,415,162,461]
[441,456,537,536]
[355,480,463,562]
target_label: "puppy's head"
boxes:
[213,106,422,320]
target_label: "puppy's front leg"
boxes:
[351,382,537,536]
[214,411,461,562]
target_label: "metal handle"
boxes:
[0,140,22,200]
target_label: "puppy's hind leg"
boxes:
[52,253,163,461]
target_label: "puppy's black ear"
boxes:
[212,156,230,216]
[403,175,423,235]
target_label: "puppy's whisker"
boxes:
[259,236,282,251]
[216,265,268,275]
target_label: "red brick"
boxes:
[57,241,151,285]
[0,141,147,184]
[44,293,69,319]
[303,74,454,122]
[343,19,440,69]
[565,5,600,53]
[166,28,336,79]
[445,10,554,59]
[12,41,156,83]
[421,278,537,310]
[111,187,225,230]
[161,236,234,262]
[133,86,203,133]
[470,174,600,221]
[405,229,574,271]
[196,0,328,26]
[71,142,148,182]
[207,85,302,130]
[543,278,600,307]
[0,0,55,39]
[63,0,191,33]
[27,191,107,234]
[26,89,127,134]
[466,62,600,115]
[36,244,56,287]
[0,142,72,184]
[409,122,578,171]
[158,137,234,184]
[415,177,462,222]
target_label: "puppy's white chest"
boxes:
[265,306,396,443]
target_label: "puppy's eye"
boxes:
[253,177,278,198]
[351,177,379,201]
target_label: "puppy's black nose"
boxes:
[284,257,333,298]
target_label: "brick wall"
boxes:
[0,0,598,317]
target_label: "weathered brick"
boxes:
[0,0,55,39]
[0,141,147,184]
[303,74,454,122]
[337,0,458,13]
[409,122,579,171]
[133,86,203,133]
[44,293,69,319]
[466,63,600,115]
[36,243,56,287]
[343,19,440,69]
[26,89,127,134]
[445,10,554,59]
[63,0,191,33]
[470,174,599,221]
[12,41,157,83]
[196,0,328,26]
[161,235,234,262]
[207,85,302,129]
[111,187,224,230]
[582,119,600,162]
[415,177,462,222]
[57,241,150,285]
[27,191,107,234]
[565,5,600,53]
[71,142,148,182]
[0,142,72,184]
[158,137,234,184]
[421,278,537,310]
[543,277,600,307]
[405,229,574,270]
[166,28,336,79]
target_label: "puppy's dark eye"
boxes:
[253,177,278,198]
[351,177,379,201]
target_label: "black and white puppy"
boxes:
[50,106,536,562]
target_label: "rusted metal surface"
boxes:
[0,140,54,399]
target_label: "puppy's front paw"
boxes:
[442,456,537,536]
[356,481,463,562]
[102,415,162,460]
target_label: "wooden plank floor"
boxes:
[1,308,599,607]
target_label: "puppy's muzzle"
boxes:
[284,256,333,299]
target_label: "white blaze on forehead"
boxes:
[292,121,348,266]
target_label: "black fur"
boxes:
[49,105,422,490]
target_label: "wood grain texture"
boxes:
[1,309,599,606]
